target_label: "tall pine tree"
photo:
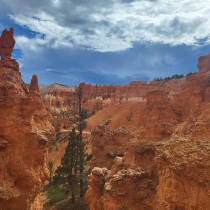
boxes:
[69,83,87,197]
[53,128,87,203]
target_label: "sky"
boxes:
[0,0,210,86]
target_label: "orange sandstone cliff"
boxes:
[0,28,55,210]
[40,78,186,112]
[85,54,210,210]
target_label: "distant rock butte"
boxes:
[0,28,55,210]
[85,53,210,209]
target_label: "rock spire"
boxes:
[29,75,39,92]
[0,28,15,60]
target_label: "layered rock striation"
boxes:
[40,78,186,111]
[85,54,210,209]
[0,28,55,210]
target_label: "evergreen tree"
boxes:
[68,83,88,197]
[48,161,53,185]
[53,128,87,203]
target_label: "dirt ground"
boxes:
[86,101,146,132]
[43,196,89,210]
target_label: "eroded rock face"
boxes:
[154,135,210,210]
[40,78,186,111]
[0,29,55,210]
[85,54,210,209]
[86,135,210,210]
[132,89,182,142]
[86,141,159,210]
[90,125,130,170]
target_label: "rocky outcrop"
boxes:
[0,28,55,210]
[197,54,210,74]
[90,125,131,170]
[154,135,210,209]
[0,28,15,60]
[86,135,210,210]
[39,84,75,108]
[133,90,182,142]
[29,75,39,93]
[85,54,210,209]
[40,78,186,111]
[86,141,159,210]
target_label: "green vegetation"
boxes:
[49,161,54,185]
[82,109,89,119]
[53,128,88,203]
[52,132,62,146]
[48,132,62,152]
[43,128,91,208]
[54,83,72,87]
[153,74,185,81]
[43,186,67,207]
[60,110,65,115]
[43,196,89,210]
[126,109,133,121]
[41,183,51,193]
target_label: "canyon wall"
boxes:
[85,54,210,209]
[0,28,55,210]
[90,125,131,170]
[40,78,186,112]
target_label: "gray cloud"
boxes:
[1,0,210,86]
[120,0,157,3]
[3,0,210,54]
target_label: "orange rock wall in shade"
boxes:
[40,78,186,112]
[90,125,131,170]
[0,28,55,210]
[85,54,210,209]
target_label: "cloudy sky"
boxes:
[0,0,210,86]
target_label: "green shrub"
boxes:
[44,186,66,206]
[74,202,89,209]
[41,183,51,192]
[49,193,65,205]
[51,132,62,147]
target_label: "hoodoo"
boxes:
[0,28,55,210]
[0,28,15,60]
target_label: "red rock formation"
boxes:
[197,54,210,74]
[0,29,55,210]
[40,78,186,112]
[29,75,39,93]
[90,125,130,170]
[135,90,182,142]
[154,135,210,209]
[0,28,15,60]
[85,54,210,209]
[86,141,159,210]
